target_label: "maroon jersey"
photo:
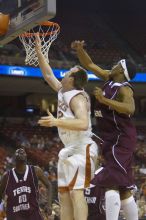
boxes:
[5,165,43,220]
[94,81,137,144]
[84,184,106,220]
[93,81,137,189]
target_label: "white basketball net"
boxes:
[19,21,60,66]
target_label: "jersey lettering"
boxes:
[58,100,67,112]
[94,110,103,117]
[85,196,97,204]
[85,188,91,195]
[13,203,30,213]
[19,194,27,203]
[13,186,31,196]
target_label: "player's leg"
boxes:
[102,141,136,220]
[58,191,74,220]
[71,189,88,220]
[68,143,97,220]
[120,190,138,220]
[58,159,74,220]
[105,189,121,220]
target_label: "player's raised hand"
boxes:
[71,40,85,50]
[35,33,42,53]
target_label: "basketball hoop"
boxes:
[19,21,60,66]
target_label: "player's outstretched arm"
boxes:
[94,86,135,115]
[35,34,62,92]
[38,95,89,130]
[71,40,110,81]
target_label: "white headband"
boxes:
[120,59,130,81]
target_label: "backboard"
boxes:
[0,0,56,45]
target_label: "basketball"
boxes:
[0,13,10,36]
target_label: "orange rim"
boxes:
[20,21,60,37]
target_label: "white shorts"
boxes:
[58,141,98,192]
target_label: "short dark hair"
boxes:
[126,60,137,80]
[70,65,88,89]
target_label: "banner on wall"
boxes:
[0,65,145,82]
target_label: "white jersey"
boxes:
[57,88,93,147]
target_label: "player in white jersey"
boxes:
[35,34,98,220]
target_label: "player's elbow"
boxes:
[127,106,135,115]
[82,126,88,131]
[126,102,135,115]
[123,105,135,115]
[80,120,89,130]
[86,62,95,70]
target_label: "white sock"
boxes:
[121,196,138,220]
[105,190,121,220]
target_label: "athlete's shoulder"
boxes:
[33,166,43,176]
[63,89,85,106]
[119,84,134,96]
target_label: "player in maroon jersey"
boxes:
[0,148,52,220]
[84,182,106,220]
[72,41,138,220]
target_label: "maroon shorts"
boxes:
[91,139,136,189]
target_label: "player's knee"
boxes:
[120,189,132,200]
